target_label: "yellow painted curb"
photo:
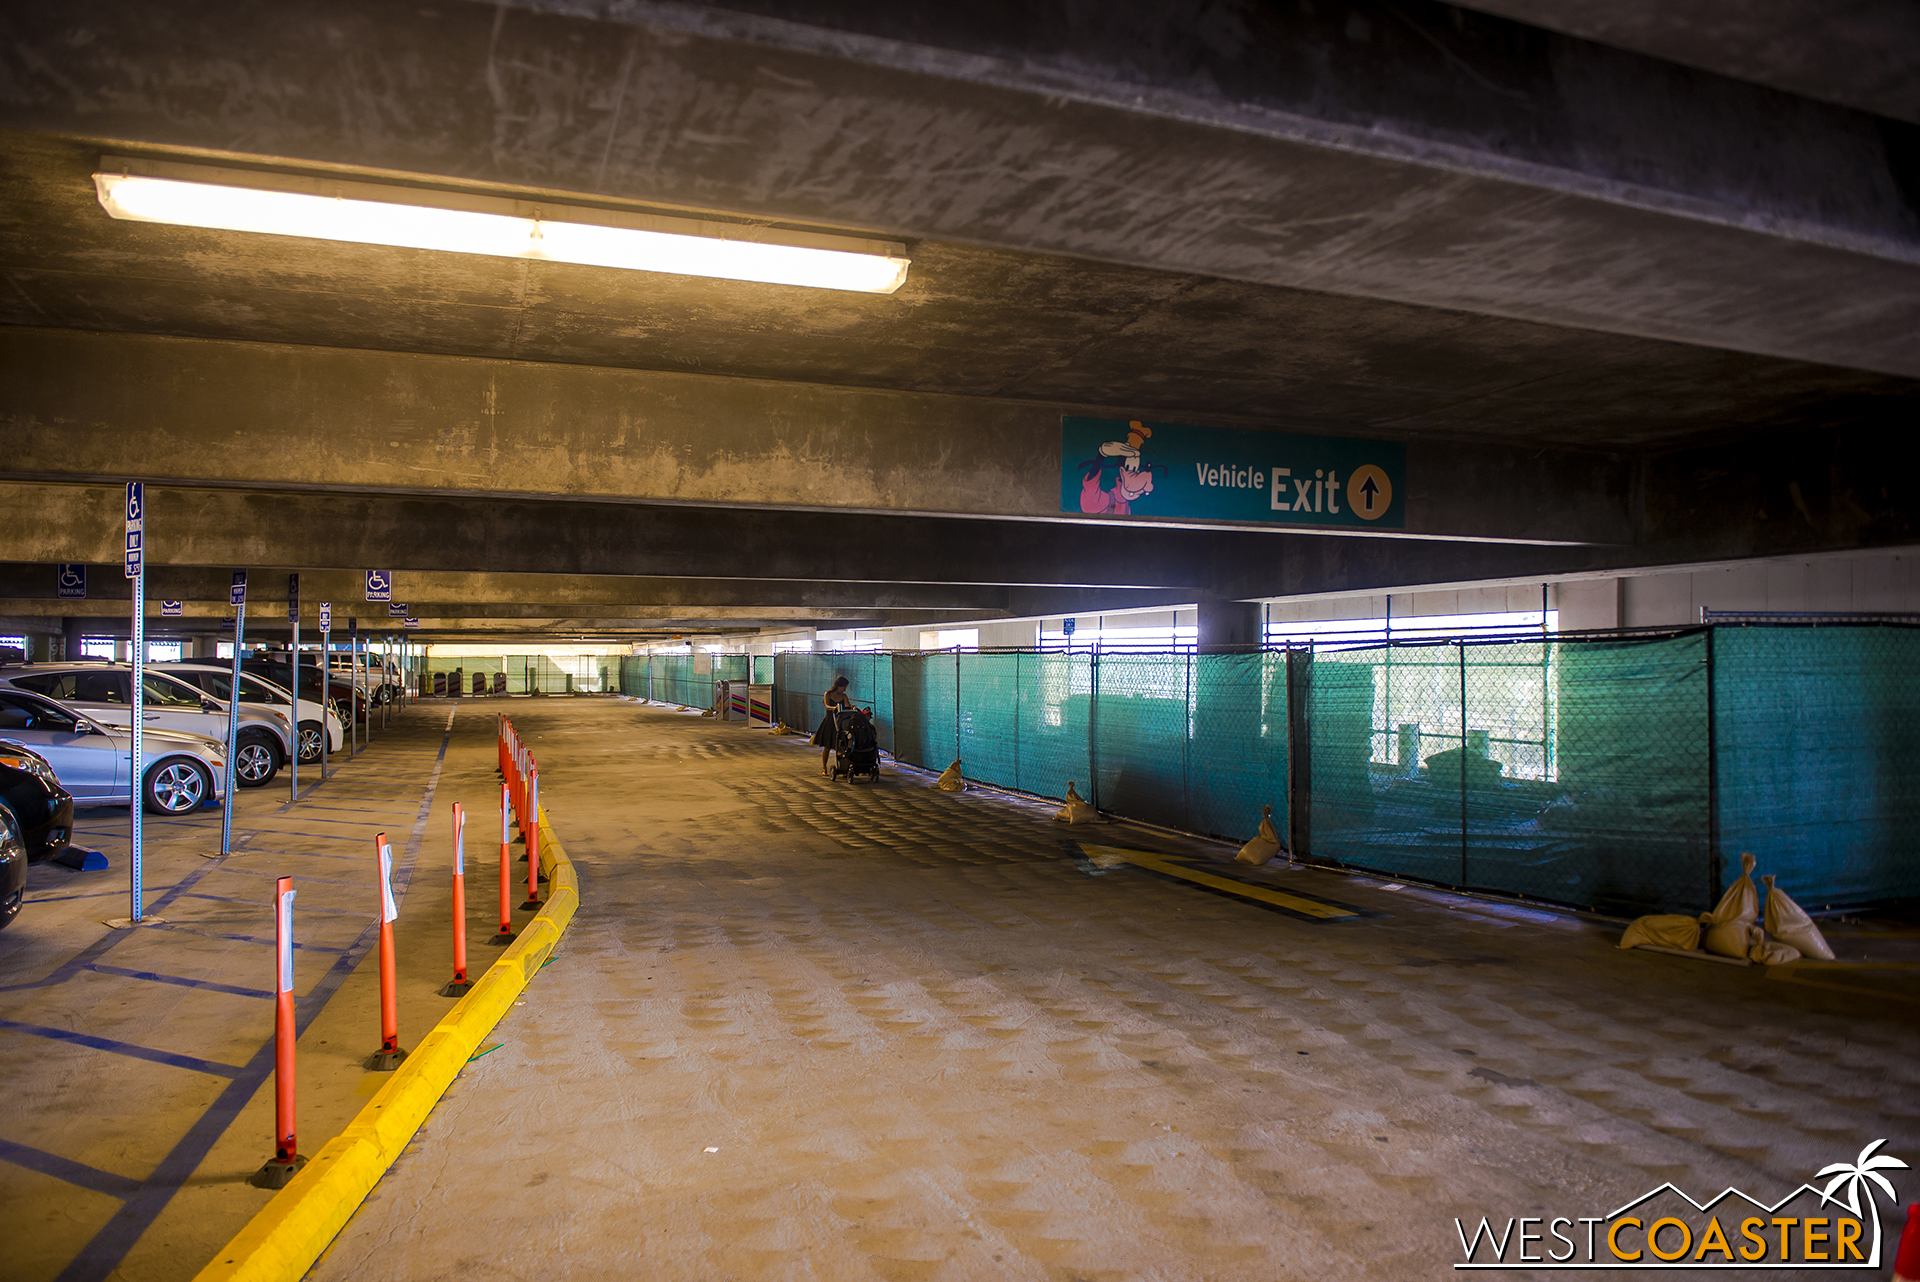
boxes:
[193,809,578,1282]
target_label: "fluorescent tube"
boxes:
[94,166,910,294]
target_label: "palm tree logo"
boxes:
[1817,1139,1908,1264]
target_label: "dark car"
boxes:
[241,655,365,726]
[0,801,22,928]
[0,742,75,865]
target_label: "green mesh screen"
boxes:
[1304,634,1711,914]
[760,628,1905,913]
[1715,626,1920,908]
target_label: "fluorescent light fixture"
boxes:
[94,157,910,294]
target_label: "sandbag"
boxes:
[1701,851,1760,958]
[1054,781,1100,824]
[1762,874,1835,961]
[1749,935,1802,966]
[1618,914,1701,952]
[933,760,966,792]
[1234,804,1286,866]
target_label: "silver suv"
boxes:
[0,663,292,788]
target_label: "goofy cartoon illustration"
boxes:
[1077,421,1163,515]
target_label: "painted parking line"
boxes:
[1077,843,1370,922]
[0,1016,245,1078]
[0,1138,143,1200]
[86,964,275,1001]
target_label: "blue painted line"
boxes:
[0,1138,143,1200]
[0,856,232,994]
[154,925,351,954]
[213,865,369,889]
[177,892,364,917]
[55,711,458,1282]
[0,1017,244,1078]
[24,890,129,904]
[86,964,274,1001]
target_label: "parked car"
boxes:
[0,801,24,929]
[0,742,72,864]
[0,663,289,787]
[0,686,230,814]
[153,662,342,764]
[242,654,367,726]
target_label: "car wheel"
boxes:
[234,733,279,787]
[0,804,23,929]
[297,721,325,763]
[144,758,211,815]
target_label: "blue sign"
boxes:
[1061,417,1405,528]
[388,601,406,617]
[1062,618,1076,636]
[160,600,183,617]
[57,564,86,599]
[287,573,300,624]
[124,481,144,578]
[366,570,391,602]
[231,570,247,605]
[319,603,332,631]
[220,617,235,631]
[403,617,420,629]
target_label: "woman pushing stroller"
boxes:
[811,675,855,776]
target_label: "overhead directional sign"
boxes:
[124,482,144,577]
[231,570,247,605]
[57,564,86,599]
[287,573,300,624]
[319,603,332,631]
[366,570,391,602]
[1060,416,1405,528]
[160,600,183,617]
[388,601,406,617]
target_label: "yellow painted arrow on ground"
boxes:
[1078,843,1360,920]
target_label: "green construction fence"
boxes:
[768,626,1917,916]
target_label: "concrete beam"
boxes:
[0,328,1629,546]
[2,0,1915,374]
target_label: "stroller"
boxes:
[829,706,882,784]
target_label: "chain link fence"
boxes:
[763,626,1915,914]
[619,654,750,707]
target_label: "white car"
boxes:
[0,663,291,788]
[0,686,229,813]
[153,662,343,764]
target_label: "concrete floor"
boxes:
[308,700,1920,1281]
[0,702,506,1282]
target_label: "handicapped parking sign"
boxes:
[57,564,86,599]
[365,570,391,602]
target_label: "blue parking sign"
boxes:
[366,570,391,602]
[57,564,86,599]
[124,481,144,579]
[231,570,247,605]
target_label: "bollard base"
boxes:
[519,898,542,911]
[365,1046,409,1072]
[438,977,473,998]
[249,1154,309,1189]
[484,930,516,947]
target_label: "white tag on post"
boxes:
[377,837,398,923]
[278,889,297,993]
[453,807,465,876]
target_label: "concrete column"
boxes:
[62,616,83,661]
[1197,597,1262,653]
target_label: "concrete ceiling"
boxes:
[3,130,1913,454]
[0,0,1915,642]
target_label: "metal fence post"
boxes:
[1458,640,1468,888]
[1705,626,1721,906]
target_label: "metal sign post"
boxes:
[125,482,146,923]
[318,603,332,779]
[221,571,247,858]
[348,617,359,758]
[287,574,300,803]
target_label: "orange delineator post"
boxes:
[490,781,514,944]
[273,876,297,1158]
[443,802,469,995]
[370,833,404,1068]
[521,765,541,909]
